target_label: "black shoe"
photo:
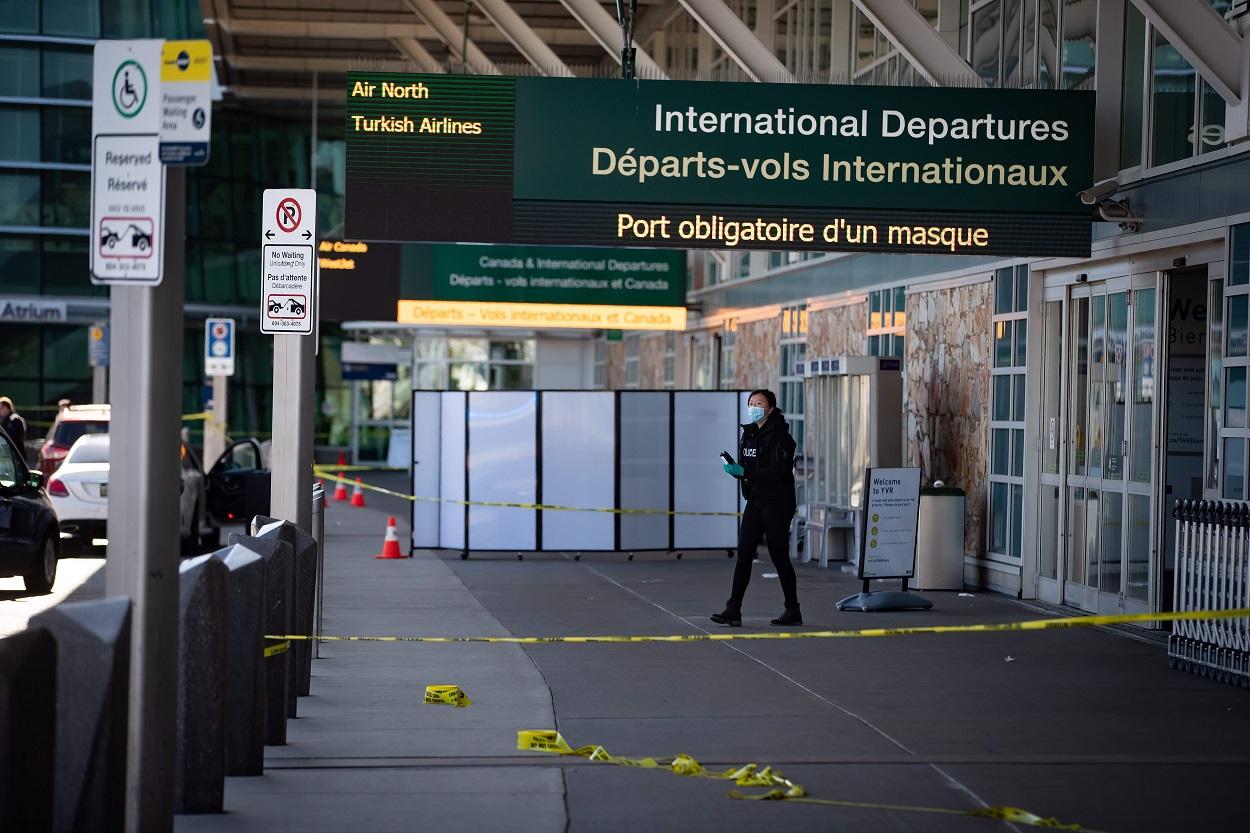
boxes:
[710,605,742,627]
[770,605,802,626]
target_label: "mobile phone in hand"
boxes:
[720,451,735,465]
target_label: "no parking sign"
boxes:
[205,317,235,376]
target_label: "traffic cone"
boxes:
[332,475,349,502]
[337,450,348,467]
[350,477,366,508]
[375,516,404,559]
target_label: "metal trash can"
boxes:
[914,481,965,591]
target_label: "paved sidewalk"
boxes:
[178,478,1250,833]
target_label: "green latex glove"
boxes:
[723,463,745,477]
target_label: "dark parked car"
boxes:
[0,425,58,593]
[206,438,271,525]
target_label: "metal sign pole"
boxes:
[270,333,316,531]
[105,164,185,832]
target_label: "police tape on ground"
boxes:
[267,606,1250,646]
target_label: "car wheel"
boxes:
[23,537,57,595]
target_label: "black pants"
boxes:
[729,500,798,609]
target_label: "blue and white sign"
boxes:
[205,317,235,376]
[88,323,110,368]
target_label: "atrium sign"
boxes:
[345,74,1095,257]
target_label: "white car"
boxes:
[47,434,221,550]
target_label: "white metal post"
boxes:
[270,332,316,532]
[106,164,185,833]
[204,374,229,464]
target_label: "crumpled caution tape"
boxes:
[519,731,1107,832]
[265,606,1250,645]
[263,640,290,658]
[517,730,804,798]
[423,684,472,707]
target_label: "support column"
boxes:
[474,0,575,76]
[92,364,108,404]
[678,0,795,81]
[106,165,185,833]
[1094,0,1126,181]
[269,333,315,533]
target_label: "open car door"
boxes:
[207,438,271,525]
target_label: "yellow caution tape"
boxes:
[263,640,290,658]
[319,464,408,473]
[520,731,1105,831]
[423,685,472,707]
[517,731,803,797]
[313,467,742,517]
[265,606,1250,646]
[181,411,211,421]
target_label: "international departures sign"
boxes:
[344,74,1095,258]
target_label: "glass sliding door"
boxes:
[1061,275,1158,614]
[1037,295,1066,603]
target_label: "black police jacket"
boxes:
[738,410,797,505]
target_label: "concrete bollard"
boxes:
[0,628,56,832]
[230,531,294,745]
[32,598,130,833]
[253,518,319,699]
[176,555,228,814]
[210,543,266,776]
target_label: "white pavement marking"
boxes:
[0,557,106,638]
[565,555,1024,833]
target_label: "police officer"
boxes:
[711,389,801,627]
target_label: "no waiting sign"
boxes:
[261,188,316,335]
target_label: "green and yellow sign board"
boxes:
[346,74,1095,257]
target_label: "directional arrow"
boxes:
[302,230,311,240]
[265,229,274,239]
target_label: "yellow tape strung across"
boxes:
[320,464,408,473]
[265,606,1250,646]
[181,411,211,421]
[518,731,1106,832]
[263,640,290,658]
[312,467,742,517]
[423,685,472,707]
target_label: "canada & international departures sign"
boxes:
[344,74,1095,257]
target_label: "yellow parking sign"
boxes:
[160,40,212,164]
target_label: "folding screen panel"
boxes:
[467,391,537,550]
[673,391,740,549]
[410,391,443,549]
[618,392,672,551]
[438,392,466,550]
[541,392,615,550]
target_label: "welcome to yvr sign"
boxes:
[345,74,1095,257]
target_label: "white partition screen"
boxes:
[541,392,615,550]
[468,391,537,550]
[619,392,671,551]
[673,391,740,549]
[413,390,743,553]
[438,392,466,550]
[410,392,442,549]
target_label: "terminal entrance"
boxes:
[1038,268,1209,616]
[1038,273,1161,615]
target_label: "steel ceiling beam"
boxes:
[676,0,794,81]
[556,0,666,77]
[212,15,593,48]
[391,37,443,73]
[473,0,575,77]
[850,0,983,86]
[1128,0,1244,105]
[403,0,500,74]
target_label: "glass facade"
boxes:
[989,266,1028,561]
[0,0,348,448]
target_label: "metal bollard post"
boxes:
[311,482,326,659]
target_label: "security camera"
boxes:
[1079,177,1120,205]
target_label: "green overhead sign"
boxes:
[425,244,685,306]
[346,74,1095,257]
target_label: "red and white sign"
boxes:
[261,188,316,335]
